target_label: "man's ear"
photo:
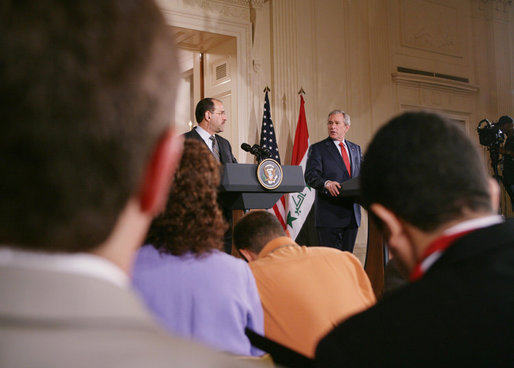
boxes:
[370,204,406,249]
[139,129,183,215]
[239,248,258,262]
[488,177,500,213]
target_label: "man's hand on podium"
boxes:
[324,180,341,196]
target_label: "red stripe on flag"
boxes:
[291,95,309,165]
[272,196,287,230]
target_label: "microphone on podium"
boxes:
[241,143,272,162]
[241,143,272,159]
[241,143,261,156]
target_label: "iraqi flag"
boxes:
[286,95,314,240]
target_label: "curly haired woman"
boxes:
[131,139,264,356]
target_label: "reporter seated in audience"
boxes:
[132,139,264,357]
[233,210,376,358]
[315,111,514,367]
[0,1,257,366]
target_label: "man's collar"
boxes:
[195,125,212,139]
[442,214,503,236]
[0,247,129,288]
[258,236,298,258]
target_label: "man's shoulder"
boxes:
[308,246,364,267]
[311,137,331,146]
[252,245,358,266]
[309,137,331,152]
[346,140,361,149]
[215,134,231,144]
[183,128,200,140]
[0,317,253,368]
[0,266,259,368]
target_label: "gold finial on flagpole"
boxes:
[263,86,270,93]
[298,87,306,95]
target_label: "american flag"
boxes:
[259,91,281,163]
[259,91,286,229]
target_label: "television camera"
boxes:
[477,118,506,186]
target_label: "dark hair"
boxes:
[145,139,227,256]
[498,115,513,127]
[195,98,218,123]
[233,211,286,254]
[360,111,492,231]
[0,1,178,252]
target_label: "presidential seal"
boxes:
[257,158,283,190]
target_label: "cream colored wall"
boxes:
[158,0,514,222]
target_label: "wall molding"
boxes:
[392,71,479,95]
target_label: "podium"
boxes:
[219,163,305,210]
[337,176,387,298]
[336,176,360,198]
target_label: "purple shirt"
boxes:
[132,246,264,356]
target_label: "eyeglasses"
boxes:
[210,110,226,116]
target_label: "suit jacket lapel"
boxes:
[324,138,345,171]
[214,134,225,162]
[347,141,358,175]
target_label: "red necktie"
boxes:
[339,141,351,177]
[409,230,472,282]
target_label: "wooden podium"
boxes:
[337,177,387,298]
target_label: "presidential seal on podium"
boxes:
[257,158,283,190]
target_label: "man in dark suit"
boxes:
[185,98,237,253]
[315,112,514,367]
[184,98,237,164]
[304,110,362,252]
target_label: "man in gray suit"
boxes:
[0,1,259,367]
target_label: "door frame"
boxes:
[159,7,252,158]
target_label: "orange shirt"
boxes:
[249,237,376,358]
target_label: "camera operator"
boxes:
[499,115,514,209]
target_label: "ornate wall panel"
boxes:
[391,0,474,81]
[400,0,463,57]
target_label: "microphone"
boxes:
[241,143,260,156]
[259,146,272,158]
[242,143,272,161]
[251,144,262,155]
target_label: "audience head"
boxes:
[0,0,180,254]
[360,111,497,274]
[145,139,227,257]
[234,211,286,261]
[499,115,513,136]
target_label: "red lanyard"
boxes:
[409,230,472,282]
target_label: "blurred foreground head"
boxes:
[0,1,180,252]
[361,111,493,231]
[361,111,497,274]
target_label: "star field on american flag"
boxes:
[259,91,281,164]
